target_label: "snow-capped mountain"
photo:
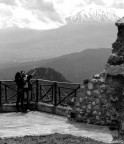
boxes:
[66,5,124,23]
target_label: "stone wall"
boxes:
[67,73,120,129]
[67,17,124,131]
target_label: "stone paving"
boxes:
[0,111,114,143]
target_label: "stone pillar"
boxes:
[105,17,124,133]
[67,17,124,133]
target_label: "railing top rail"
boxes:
[33,79,54,83]
[32,79,80,85]
[57,81,80,85]
[0,79,80,85]
[0,80,15,82]
[57,86,80,90]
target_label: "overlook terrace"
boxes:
[0,79,80,114]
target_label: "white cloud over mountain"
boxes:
[0,0,66,29]
[0,0,17,6]
[0,0,124,29]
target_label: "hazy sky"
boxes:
[0,0,124,29]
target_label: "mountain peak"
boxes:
[27,67,69,82]
[66,6,123,24]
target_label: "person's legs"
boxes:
[25,90,29,111]
[16,90,21,112]
[20,91,24,111]
[22,90,28,112]
[27,90,31,110]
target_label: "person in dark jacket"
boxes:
[15,71,25,112]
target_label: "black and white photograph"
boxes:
[0,0,124,143]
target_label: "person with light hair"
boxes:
[23,69,37,112]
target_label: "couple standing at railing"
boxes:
[14,69,37,112]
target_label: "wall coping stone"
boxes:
[0,103,72,117]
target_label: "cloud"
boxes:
[19,0,65,23]
[0,0,17,6]
[20,0,55,12]
[75,0,105,7]
[51,0,107,16]
[112,0,124,8]
[54,0,124,10]
[0,4,14,28]
[88,0,124,8]
[0,0,66,29]
[83,0,124,8]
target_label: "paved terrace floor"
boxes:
[0,111,115,143]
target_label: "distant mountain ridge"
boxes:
[0,48,111,83]
[36,48,111,83]
[27,67,69,82]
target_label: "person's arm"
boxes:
[27,68,38,81]
[31,68,38,77]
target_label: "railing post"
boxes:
[51,84,54,104]
[40,85,42,99]
[74,84,80,97]
[5,85,7,103]
[74,89,77,98]
[30,85,33,101]
[36,80,39,104]
[54,82,57,106]
[58,86,61,103]
[0,81,2,107]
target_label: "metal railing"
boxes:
[0,79,80,107]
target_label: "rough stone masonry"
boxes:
[67,17,124,131]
